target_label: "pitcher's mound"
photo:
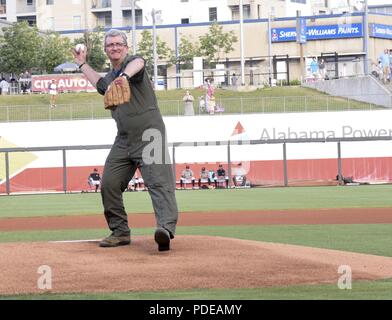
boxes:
[1,235,392,295]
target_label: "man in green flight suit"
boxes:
[72,29,178,251]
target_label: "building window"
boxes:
[122,9,143,27]
[17,16,36,26]
[73,15,81,30]
[27,0,33,6]
[291,0,306,4]
[181,18,189,24]
[231,5,251,20]
[209,7,217,22]
[0,0,6,15]
[46,0,54,5]
[97,12,111,28]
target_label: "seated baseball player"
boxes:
[214,164,229,188]
[128,173,145,191]
[88,168,101,192]
[198,167,211,189]
[180,165,195,189]
[134,174,145,191]
[232,162,247,187]
[127,178,136,191]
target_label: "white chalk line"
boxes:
[49,239,101,243]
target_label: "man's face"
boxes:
[105,35,128,63]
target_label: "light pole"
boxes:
[363,0,369,75]
[239,0,245,86]
[151,8,161,89]
[267,13,272,86]
[131,0,137,55]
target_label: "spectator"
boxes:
[0,78,9,95]
[20,70,31,94]
[310,57,319,81]
[198,167,211,189]
[9,74,16,83]
[198,95,206,114]
[88,168,101,192]
[318,59,326,80]
[389,49,392,82]
[180,165,195,189]
[48,79,58,108]
[205,78,215,114]
[231,73,238,88]
[182,90,194,116]
[214,164,229,189]
[371,60,382,79]
[232,162,247,187]
[379,49,390,84]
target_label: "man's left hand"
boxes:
[104,76,131,109]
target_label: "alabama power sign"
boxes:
[31,74,96,93]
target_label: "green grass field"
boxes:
[1,186,392,300]
[0,86,380,122]
[1,185,392,218]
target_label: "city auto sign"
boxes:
[31,74,96,93]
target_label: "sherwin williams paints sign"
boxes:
[369,23,392,39]
[271,23,363,42]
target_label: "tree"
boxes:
[198,22,238,67]
[73,28,107,71]
[137,29,174,76]
[0,21,42,74]
[38,32,73,73]
[176,35,200,70]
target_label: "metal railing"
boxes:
[0,94,387,123]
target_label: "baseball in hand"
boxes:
[75,43,86,53]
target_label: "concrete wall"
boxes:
[302,76,392,108]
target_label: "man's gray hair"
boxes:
[104,29,128,47]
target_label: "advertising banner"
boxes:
[369,23,392,39]
[296,17,307,44]
[31,74,96,93]
[271,23,363,42]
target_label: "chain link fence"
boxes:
[0,94,386,122]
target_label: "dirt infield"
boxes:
[1,236,392,295]
[1,208,392,296]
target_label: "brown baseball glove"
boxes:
[104,76,131,109]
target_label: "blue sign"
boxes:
[271,23,363,42]
[369,23,392,39]
[296,18,307,44]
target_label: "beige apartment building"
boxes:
[0,1,391,88]
[0,1,311,32]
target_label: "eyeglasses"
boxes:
[105,42,127,49]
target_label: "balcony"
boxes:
[91,0,111,12]
[227,0,255,5]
